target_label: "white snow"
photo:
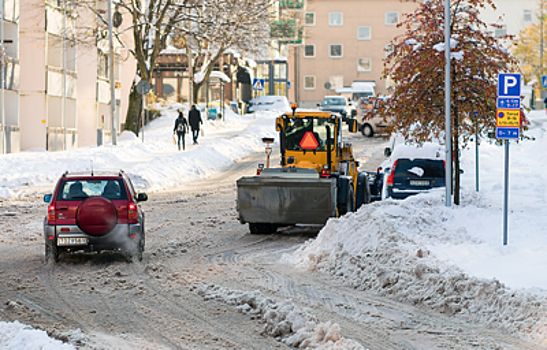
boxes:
[2,105,547,348]
[284,110,547,345]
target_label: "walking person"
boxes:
[188,105,203,145]
[173,111,188,151]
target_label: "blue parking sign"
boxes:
[498,74,521,97]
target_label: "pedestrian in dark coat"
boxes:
[173,112,188,151]
[188,105,203,145]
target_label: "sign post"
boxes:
[496,73,521,245]
[136,80,151,143]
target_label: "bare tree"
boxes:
[180,0,271,105]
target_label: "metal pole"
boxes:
[475,111,479,192]
[141,91,145,142]
[444,0,452,207]
[1,0,4,154]
[108,0,117,145]
[503,140,509,245]
[62,0,67,150]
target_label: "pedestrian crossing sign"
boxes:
[252,79,264,91]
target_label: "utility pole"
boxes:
[62,0,67,150]
[444,0,452,207]
[108,0,117,145]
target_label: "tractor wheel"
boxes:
[361,124,374,137]
[249,223,277,235]
[338,186,355,216]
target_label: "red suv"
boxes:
[43,171,148,263]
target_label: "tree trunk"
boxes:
[193,82,202,105]
[125,86,143,136]
[453,108,460,205]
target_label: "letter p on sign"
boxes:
[498,74,521,97]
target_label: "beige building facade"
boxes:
[288,0,418,108]
[1,0,134,154]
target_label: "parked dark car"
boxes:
[43,171,148,263]
[386,158,446,199]
[318,96,354,118]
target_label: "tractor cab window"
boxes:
[285,117,335,151]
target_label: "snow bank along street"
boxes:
[1,107,547,348]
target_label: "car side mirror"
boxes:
[316,103,320,107]
[348,119,358,133]
[44,194,52,203]
[137,193,148,202]
[459,169,464,175]
[384,147,392,157]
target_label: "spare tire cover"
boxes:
[76,197,118,236]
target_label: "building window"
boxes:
[304,44,315,58]
[385,44,394,57]
[329,75,343,89]
[97,50,108,78]
[523,9,532,22]
[386,12,399,26]
[357,26,371,40]
[329,12,343,26]
[357,57,372,72]
[304,12,315,26]
[304,75,316,90]
[329,44,343,58]
[494,25,507,38]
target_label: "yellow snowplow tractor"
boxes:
[236,106,382,234]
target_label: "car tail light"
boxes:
[128,202,137,220]
[387,160,398,185]
[320,170,330,178]
[48,204,56,220]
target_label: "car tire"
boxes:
[76,197,118,236]
[361,124,374,137]
[249,223,277,235]
[45,244,59,263]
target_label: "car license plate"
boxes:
[410,180,429,187]
[58,237,88,246]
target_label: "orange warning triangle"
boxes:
[299,131,319,150]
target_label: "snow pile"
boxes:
[0,103,278,198]
[0,320,76,350]
[284,191,547,344]
[198,284,367,349]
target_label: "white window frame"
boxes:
[385,12,399,26]
[329,75,344,89]
[357,57,372,72]
[385,44,394,58]
[329,12,343,26]
[357,26,371,40]
[329,44,343,58]
[494,25,507,38]
[303,44,315,58]
[303,75,316,90]
[523,9,532,22]
[304,12,315,26]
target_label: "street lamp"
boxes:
[108,0,117,145]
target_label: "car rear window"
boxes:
[56,179,128,201]
[394,159,445,179]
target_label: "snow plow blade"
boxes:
[236,175,337,226]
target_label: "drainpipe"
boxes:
[1,0,4,154]
[108,0,117,145]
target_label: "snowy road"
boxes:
[0,132,544,349]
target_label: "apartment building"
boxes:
[0,0,20,154]
[9,0,134,153]
[288,0,418,107]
